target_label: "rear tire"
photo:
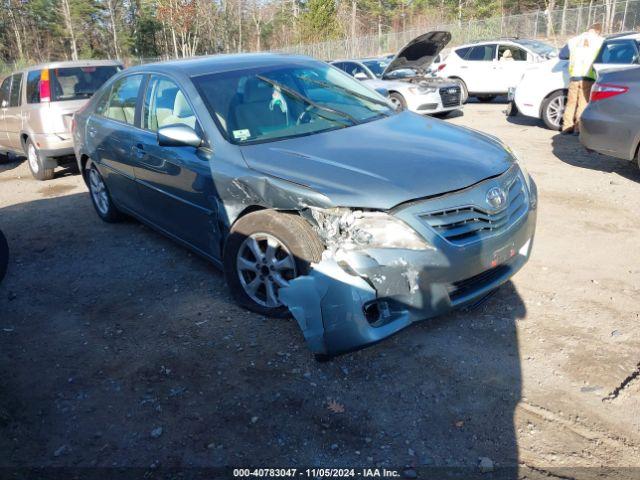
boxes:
[25,139,54,181]
[223,210,324,317]
[0,229,8,283]
[87,164,123,223]
[541,90,566,131]
[388,92,407,112]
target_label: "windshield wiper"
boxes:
[300,77,393,113]
[256,75,359,126]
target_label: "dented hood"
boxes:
[239,112,514,210]
[382,31,451,78]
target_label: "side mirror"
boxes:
[354,72,368,80]
[158,124,202,148]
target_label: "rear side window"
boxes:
[455,46,472,58]
[26,71,41,103]
[103,75,143,125]
[9,74,22,107]
[595,40,639,64]
[466,44,497,61]
[0,77,10,106]
[50,66,120,102]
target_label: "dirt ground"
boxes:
[0,102,639,478]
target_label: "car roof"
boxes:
[125,53,317,78]
[605,31,640,40]
[9,59,122,75]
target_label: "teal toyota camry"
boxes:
[73,53,537,356]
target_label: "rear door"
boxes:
[88,74,145,211]
[0,76,11,149]
[5,73,24,150]
[132,75,220,258]
[461,44,498,93]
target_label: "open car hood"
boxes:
[382,31,452,78]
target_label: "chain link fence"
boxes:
[280,0,640,60]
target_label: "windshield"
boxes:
[363,60,389,78]
[192,62,394,145]
[51,66,120,101]
[515,40,557,57]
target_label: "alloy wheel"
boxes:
[389,96,403,112]
[89,168,110,216]
[27,143,39,173]
[236,233,297,308]
[547,95,565,129]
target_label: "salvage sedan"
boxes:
[73,53,537,357]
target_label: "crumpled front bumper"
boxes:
[281,173,537,356]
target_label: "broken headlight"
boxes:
[311,208,432,251]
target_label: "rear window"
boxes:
[455,46,472,58]
[466,44,497,61]
[49,66,120,102]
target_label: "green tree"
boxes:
[299,0,341,42]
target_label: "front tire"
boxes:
[506,101,518,117]
[0,229,8,283]
[25,139,54,181]
[223,210,324,317]
[87,164,123,223]
[456,79,469,104]
[388,92,407,112]
[541,90,566,130]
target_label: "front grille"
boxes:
[447,264,511,301]
[439,86,461,107]
[420,172,527,246]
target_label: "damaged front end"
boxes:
[280,166,537,356]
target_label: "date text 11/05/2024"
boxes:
[233,468,404,477]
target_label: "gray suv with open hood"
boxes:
[333,31,463,114]
[72,53,537,357]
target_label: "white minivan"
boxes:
[437,38,557,102]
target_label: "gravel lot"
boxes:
[1,102,639,478]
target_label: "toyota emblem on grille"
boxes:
[486,187,507,209]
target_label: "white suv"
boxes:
[437,38,557,102]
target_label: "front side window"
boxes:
[342,62,370,78]
[192,62,393,145]
[466,44,497,61]
[498,45,528,61]
[0,77,10,106]
[9,74,23,107]
[143,76,198,131]
[103,75,143,125]
[363,60,389,78]
[596,40,639,64]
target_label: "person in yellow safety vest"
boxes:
[562,23,604,134]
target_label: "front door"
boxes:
[495,44,532,92]
[133,75,221,259]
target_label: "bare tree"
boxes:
[60,0,79,60]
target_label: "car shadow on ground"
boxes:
[505,115,543,128]
[551,133,640,182]
[0,191,526,478]
[0,154,25,174]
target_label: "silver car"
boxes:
[0,60,121,180]
[580,66,640,167]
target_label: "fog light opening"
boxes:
[363,300,392,325]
